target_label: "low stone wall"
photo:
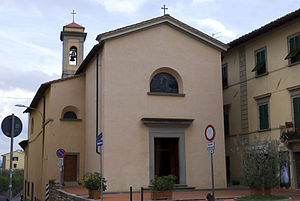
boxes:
[49,180,95,201]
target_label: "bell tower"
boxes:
[60,21,87,78]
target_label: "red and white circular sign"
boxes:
[205,125,215,141]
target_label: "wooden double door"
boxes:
[155,138,179,183]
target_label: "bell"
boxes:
[70,50,77,61]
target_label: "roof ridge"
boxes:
[228,8,300,47]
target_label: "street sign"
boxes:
[205,125,215,142]
[97,132,103,147]
[206,141,215,148]
[57,158,64,172]
[57,158,64,167]
[56,149,66,158]
[1,115,23,138]
[207,149,214,154]
[207,142,215,154]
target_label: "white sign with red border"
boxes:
[205,125,215,142]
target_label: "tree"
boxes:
[237,139,284,195]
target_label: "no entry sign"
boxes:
[205,125,215,142]
[56,149,66,158]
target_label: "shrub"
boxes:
[0,176,9,193]
[150,175,176,192]
[83,172,107,191]
[237,139,284,195]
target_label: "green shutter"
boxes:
[293,97,300,129]
[285,35,300,60]
[252,50,266,72]
[259,104,269,130]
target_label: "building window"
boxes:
[63,111,77,119]
[12,157,18,161]
[255,94,271,131]
[285,34,300,64]
[259,104,269,130]
[13,164,17,168]
[150,72,178,94]
[293,96,300,130]
[223,105,230,136]
[222,64,228,88]
[252,48,267,76]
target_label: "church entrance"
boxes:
[64,154,78,182]
[155,138,179,183]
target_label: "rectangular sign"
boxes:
[96,133,103,147]
[206,141,215,149]
[207,149,214,154]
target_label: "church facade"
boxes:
[20,15,228,201]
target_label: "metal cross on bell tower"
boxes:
[161,4,168,15]
[71,9,76,22]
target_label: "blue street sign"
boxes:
[96,133,103,147]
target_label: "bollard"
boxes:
[141,187,143,201]
[130,186,132,201]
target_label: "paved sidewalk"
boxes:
[62,186,300,201]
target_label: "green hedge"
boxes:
[0,169,24,196]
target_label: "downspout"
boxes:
[96,53,100,154]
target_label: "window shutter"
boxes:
[293,97,300,129]
[259,104,269,130]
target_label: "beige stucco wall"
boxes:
[223,19,300,187]
[84,24,227,191]
[24,76,86,201]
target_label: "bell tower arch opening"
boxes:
[60,21,87,78]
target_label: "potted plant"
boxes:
[150,175,176,200]
[82,172,107,199]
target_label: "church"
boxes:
[20,14,228,201]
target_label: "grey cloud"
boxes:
[0,65,59,92]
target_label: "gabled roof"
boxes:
[96,14,228,52]
[76,15,228,75]
[228,8,300,48]
[24,73,85,113]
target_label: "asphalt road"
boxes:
[0,195,7,201]
[0,192,22,201]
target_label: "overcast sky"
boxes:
[0,0,300,158]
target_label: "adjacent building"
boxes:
[1,150,25,170]
[20,14,228,201]
[222,8,300,189]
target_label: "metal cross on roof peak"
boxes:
[71,10,76,23]
[161,4,168,15]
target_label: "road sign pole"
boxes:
[100,146,103,201]
[210,152,215,201]
[9,114,15,201]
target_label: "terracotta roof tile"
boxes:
[228,8,300,48]
[65,22,84,28]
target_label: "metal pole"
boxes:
[141,187,143,201]
[9,114,15,201]
[100,147,103,201]
[211,152,215,201]
[130,186,132,201]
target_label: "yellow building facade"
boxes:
[1,150,25,170]
[20,15,228,201]
[222,9,300,189]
